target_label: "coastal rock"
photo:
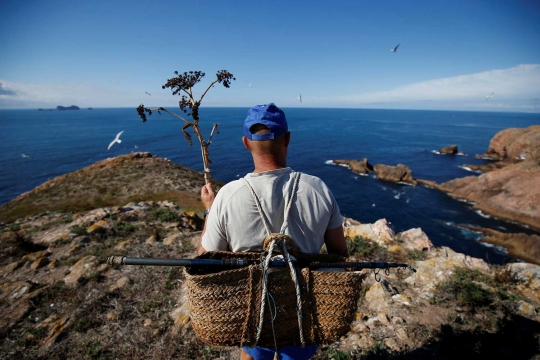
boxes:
[439,145,458,154]
[398,228,433,251]
[477,125,540,160]
[64,256,98,286]
[343,218,394,244]
[333,159,374,174]
[439,159,540,231]
[459,162,509,172]
[373,164,417,185]
[458,225,540,266]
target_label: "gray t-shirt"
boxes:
[202,167,343,254]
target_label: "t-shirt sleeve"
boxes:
[201,192,229,251]
[327,188,343,230]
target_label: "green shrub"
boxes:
[346,236,389,260]
[147,208,180,222]
[406,249,427,261]
[431,268,495,309]
[70,225,87,236]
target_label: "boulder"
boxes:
[397,228,434,251]
[373,164,417,185]
[439,145,458,154]
[343,218,394,244]
[333,159,374,174]
[64,256,98,286]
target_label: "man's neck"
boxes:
[252,155,286,173]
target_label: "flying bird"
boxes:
[298,93,302,103]
[108,131,124,150]
[485,92,494,100]
[21,154,32,159]
[249,83,253,87]
[145,91,151,96]
[390,44,400,52]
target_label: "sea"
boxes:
[1,107,539,265]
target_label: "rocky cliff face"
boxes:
[438,159,540,231]
[480,125,540,160]
[433,126,540,232]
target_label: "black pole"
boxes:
[107,256,416,272]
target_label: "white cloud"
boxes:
[2,64,540,112]
[0,80,174,109]
[335,64,540,112]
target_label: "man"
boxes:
[198,103,348,360]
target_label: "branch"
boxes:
[199,79,220,103]
[144,107,191,124]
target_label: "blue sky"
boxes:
[1,0,539,112]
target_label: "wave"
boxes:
[324,160,350,169]
[458,166,482,174]
[475,210,493,219]
[478,241,508,254]
[431,150,441,155]
[456,198,477,205]
[397,181,415,186]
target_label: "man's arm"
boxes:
[198,183,215,255]
[324,225,349,257]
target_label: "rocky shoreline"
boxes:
[331,126,540,264]
[0,152,539,358]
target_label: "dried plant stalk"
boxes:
[137,70,235,184]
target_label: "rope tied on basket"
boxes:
[241,172,306,348]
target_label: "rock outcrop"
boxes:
[437,159,540,231]
[439,145,458,154]
[373,163,417,185]
[419,126,540,231]
[457,225,540,265]
[333,159,373,174]
[477,125,540,160]
[0,152,221,223]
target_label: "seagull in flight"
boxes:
[145,91,151,96]
[390,44,400,52]
[21,154,32,159]
[485,92,494,100]
[108,131,124,150]
[298,93,302,103]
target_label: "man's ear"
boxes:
[242,136,251,151]
[284,132,291,148]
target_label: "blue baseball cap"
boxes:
[244,103,288,141]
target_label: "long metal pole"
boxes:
[107,256,416,272]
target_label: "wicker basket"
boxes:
[184,251,365,347]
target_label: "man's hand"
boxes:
[201,183,216,211]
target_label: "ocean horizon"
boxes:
[1,107,539,265]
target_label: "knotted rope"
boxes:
[241,172,306,348]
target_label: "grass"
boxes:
[0,190,204,223]
[346,235,402,262]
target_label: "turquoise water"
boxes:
[1,107,539,264]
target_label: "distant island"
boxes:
[38,105,81,111]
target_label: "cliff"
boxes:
[0,154,539,359]
[433,126,540,231]
[0,152,221,223]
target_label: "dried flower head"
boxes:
[135,69,235,184]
